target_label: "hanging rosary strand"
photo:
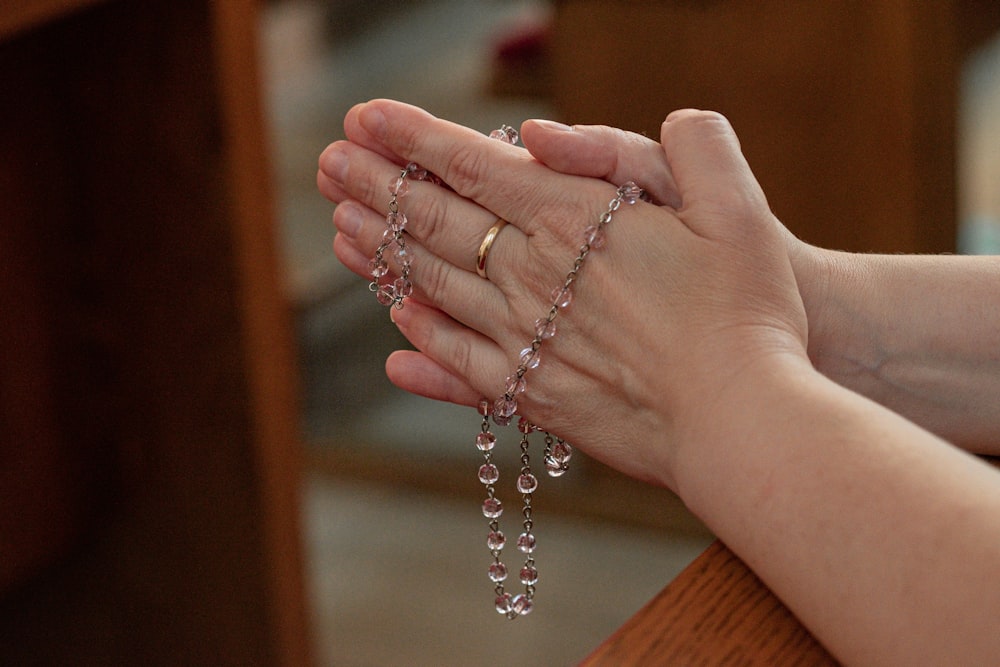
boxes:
[366,125,644,618]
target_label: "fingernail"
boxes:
[532,119,573,132]
[320,145,348,184]
[333,201,363,239]
[358,104,388,139]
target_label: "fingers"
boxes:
[345,99,616,248]
[519,120,681,209]
[660,110,770,240]
[331,199,510,338]
[388,298,511,401]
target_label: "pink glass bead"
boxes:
[489,125,519,144]
[551,441,573,463]
[511,594,534,616]
[519,565,538,585]
[386,210,407,232]
[545,455,569,477]
[478,463,500,485]
[516,473,538,494]
[388,175,409,197]
[534,317,556,340]
[619,181,643,205]
[516,532,536,553]
[375,286,395,307]
[495,593,513,615]
[476,432,496,452]
[551,286,573,309]
[392,277,413,299]
[406,162,428,180]
[368,258,388,279]
[487,530,506,551]
[519,347,540,370]
[482,497,503,518]
[584,224,606,249]
[516,417,534,434]
[494,396,517,419]
[478,398,491,416]
[393,244,412,267]
[488,561,508,583]
[505,375,526,396]
[493,413,513,427]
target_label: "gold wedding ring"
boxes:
[476,218,508,279]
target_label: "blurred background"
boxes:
[2,0,998,665]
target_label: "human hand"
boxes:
[317,100,811,490]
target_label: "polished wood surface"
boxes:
[0,0,309,664]
[581,540,839,666]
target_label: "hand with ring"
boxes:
[317,99,809,489]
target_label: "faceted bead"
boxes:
[489,125,519,144]
[487,530,506,551]
[511,594,534,616]
[505,375,526,396]
[545,455,569,477]
[393,244,412,267]
[519,565,538,585]
[475,431,496,452]
[478,463,500,485]
[388,175,409,197]
[492,413,513,427]
[368,258,388,279]
[488,561,508,583]
[375,286,396,307]
[519,347,540,370]
[619,181,643,205]
[482,497,503,518]
[386,210,407,232]
[494,397,517,419]
[382,229,396,244]
[551,286,573,309]
[516,417,534,434]
[406,162,428,180]
[478,398,492,416]
[584,224,607,249]
[534,317,556,340]
[392,277,413,299]
[551,441,573,463]
[517,473,538,494]
[495,593,513,615]
[516,532,536,553]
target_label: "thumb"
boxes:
[660,109,770,240]
[520,119,681,208]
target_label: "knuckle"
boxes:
[441,143,492,199]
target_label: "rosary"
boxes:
[367,124,643,618]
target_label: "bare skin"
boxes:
[317,99,1000,664]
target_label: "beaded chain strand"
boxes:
[365,125,644,618]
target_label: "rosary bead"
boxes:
[516,532,536,553]
[478,463,500,485]
[516,473,538,494]
[519,565,538,586]
[511,594,534,616]
[482,497,503,519]
[487,530,506,551]
[488,561,508,583]
[476,431,497,451]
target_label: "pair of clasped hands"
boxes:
[319,100,1000,664]
[317,99,809,490]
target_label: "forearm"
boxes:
[804,250,1000,453]
[674,359,1000,665]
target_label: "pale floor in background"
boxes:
[303,475,711,667]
